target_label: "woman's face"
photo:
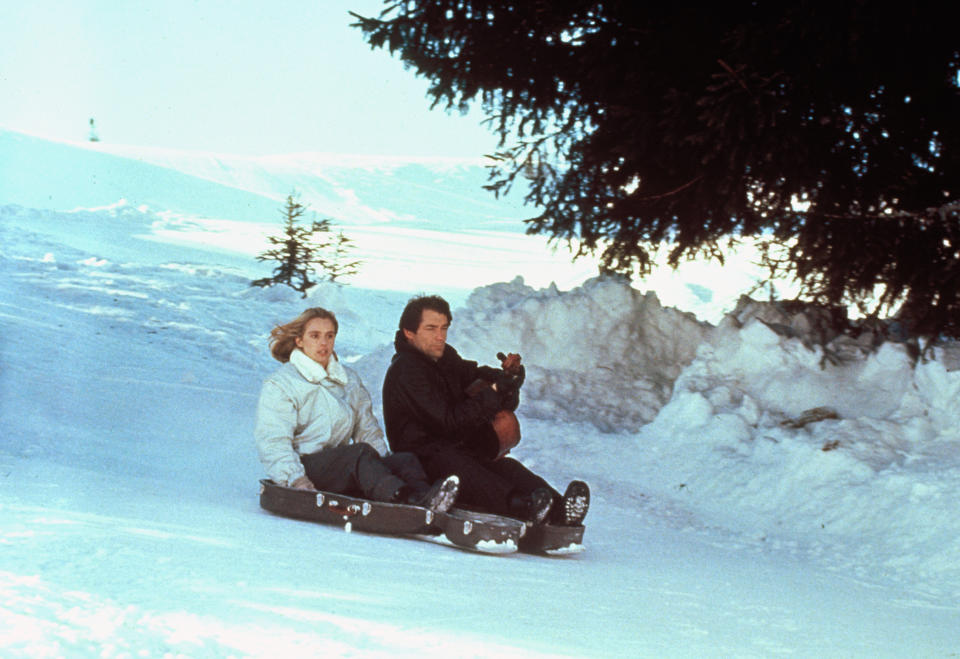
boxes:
[296,317,337,368]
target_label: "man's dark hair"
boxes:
[399,295,452,332]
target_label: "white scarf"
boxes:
[290,348,349,386]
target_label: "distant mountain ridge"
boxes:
[0,129,533,232]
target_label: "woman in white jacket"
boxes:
[255,307,458,511]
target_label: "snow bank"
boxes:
[451,276,712,431]
[636,297,960,596]
[429,275,960,594]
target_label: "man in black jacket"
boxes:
[382,295,589,525]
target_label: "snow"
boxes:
[2,128,960,657]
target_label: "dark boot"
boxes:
[510,487,553,524]
[411,475,460,513]
[557,480,590,526]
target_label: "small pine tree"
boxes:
[251,194,332,297]
[324,230,362,282]
[251,193,361,297]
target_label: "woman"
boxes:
[254,307,458,512]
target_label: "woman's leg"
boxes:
[300,444,405,502]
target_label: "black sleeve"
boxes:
[390,358,501,441]
[475,365,501,382]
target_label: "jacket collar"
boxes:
[290,348,348,385]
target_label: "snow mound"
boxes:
[639,297,960,596]
[432,277,960,594]
[452,276,712,432]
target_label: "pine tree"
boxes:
[251,194,359,297]
[352,2,960,338]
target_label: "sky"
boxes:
[0,0,500,157]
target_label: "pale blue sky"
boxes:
[0,0,499,156]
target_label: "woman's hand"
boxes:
[290,475,317,491]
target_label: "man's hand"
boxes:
[497,352,521,372]
[496,352,525,390]
[290,475,317,491]
[494,369,522,396]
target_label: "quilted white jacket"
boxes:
[254,348,388,486]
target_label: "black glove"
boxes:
[512,364,526,389]
[499,386,520,412]
[496,352,525,390]
[494,368,522,396]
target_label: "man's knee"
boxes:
[385,451,418,469]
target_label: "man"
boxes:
[382,295,589,526]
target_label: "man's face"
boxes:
[403,309,449,361]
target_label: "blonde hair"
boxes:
[268,307,339,363]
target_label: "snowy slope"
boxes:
[2,130,960,657]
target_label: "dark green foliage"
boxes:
[352,2,959,337]
[251,194,362,297]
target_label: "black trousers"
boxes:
[300,444,431,503]
[416,443,559,517]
